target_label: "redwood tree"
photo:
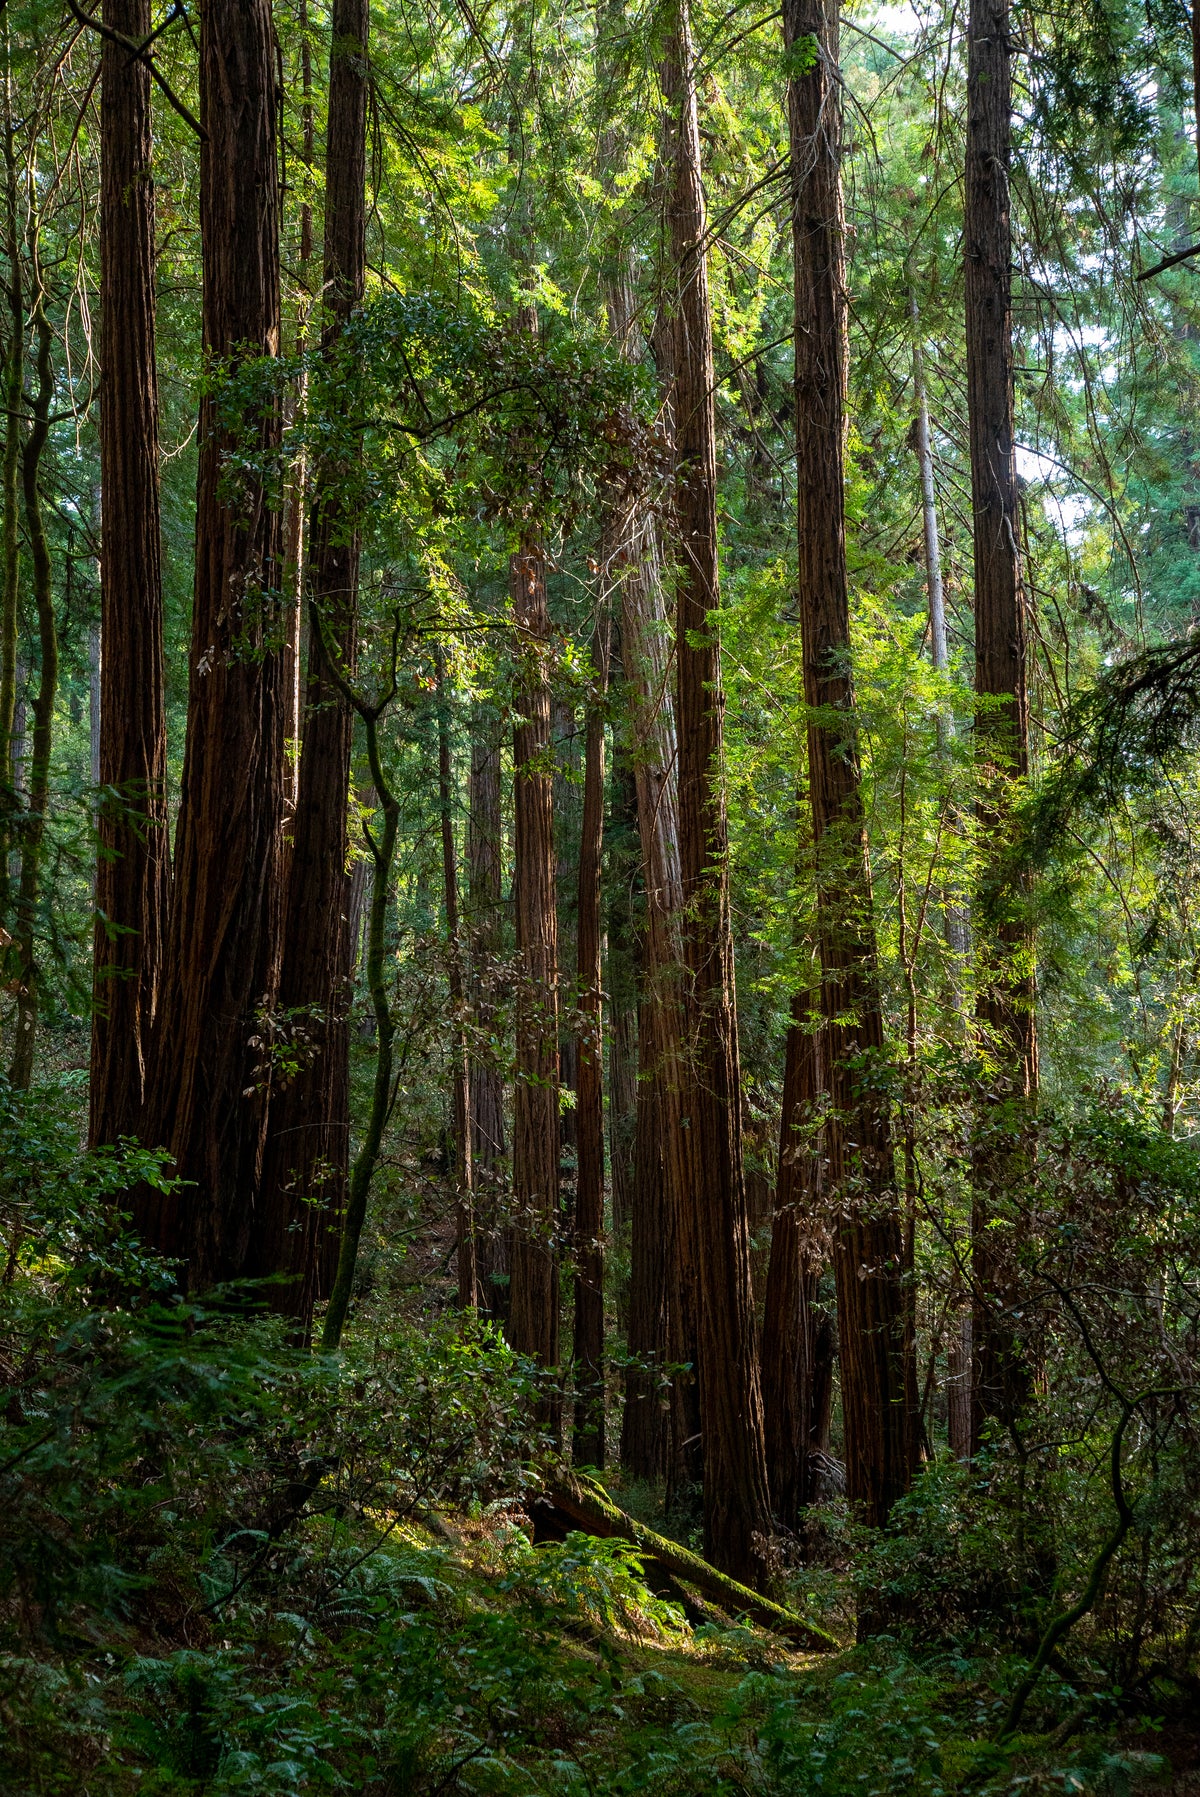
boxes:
[467,706,509,1318]
[508,531,561,1403]
[136,0,286,1283]
[573,605,610,1467]
[437,646,477,1311]
[964,0,1037,1443]
[662,5,772,1584]
[9,267,56,1089]
[761,992,834,1531]
[256,0,370,1325]
[90,0,170,1144]
[786,0,915,1531]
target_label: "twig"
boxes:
[63,0,205,140]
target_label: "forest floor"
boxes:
[4,1072,1200,1794]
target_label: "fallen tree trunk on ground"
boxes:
[537,1473,838,1651]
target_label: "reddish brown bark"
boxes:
[619,989,669,1481]
[573,610,610,1467]
[607,987,637,1241]
[467,708,509,1318]
[964,0,1037,1443]
[279,4,314,804]
[761,995,834,1531]
[437,648,477,1311]
[787,0,915,1531]
[135,0,285,1282]
[508,536,561,1405]
[554,697,580,1186]
[255,0,368,1323]
[612,540,700,1490]
[90,0,169,1143]
[8,281,56,1090]
[662,7,772,1584]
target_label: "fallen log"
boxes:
[537,1473,838,1652]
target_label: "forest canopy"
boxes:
[2,0,1200,1789]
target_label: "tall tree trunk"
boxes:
[0,77,22,915]
[911,284,972,1425]
[88,623,101,790]
[256,0,368,1326]
[964,0,1037,1445]
[468,707,509,1319]
[136,0,285,1283]
[573,606,610,1467]
[761,989,834,1532]
[946,1300,973,1461]
[280,5,314,805]
[508,530,561,1410]
[662,6,772,1584]
[603,280,703,1491]
[787,0,915,1534]
[910,292,948,677]
[322,707,399,1350]
[615,532,702,1491]
[9,277,56,1089]
[619,987,668,1480]
[554,696,579,1195]
[437,646,477,1311]
[90,0,170,1143]
[606,983,636,1239]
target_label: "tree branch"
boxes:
[63,0,206,141]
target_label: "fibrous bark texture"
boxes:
[663,6,772,1585]
[613,524,700,1489]
[437,648,477,1311]
[964,0,1037,1444]
[9,283,56,1089]
[508,535,561,1403]
[573,608,610,1467]
[619,988,668,1480]
[90,0,170,1144]
[0,114,22,908]
[136,0,285,1283]
[761,994,834,1531]
[255,0,368,1327]
[468,709,509,1318]
[787,0,915,1531]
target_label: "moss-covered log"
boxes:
[540,1474,838,1651]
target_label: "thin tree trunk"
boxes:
[662,5,772,1584]
[911,294,948,675]
[136,0,285,1283]
[787,0,915,1535]
[280,8,314,804]
[761,989,833,1531]
[573,606,610,1467]
[90,0,170,1142]
[436,646,477,1311]
[9,274,55,1090]
[964,0,1038,1446]
[508,529,561,1410]
[322,707,399,1350]
[0,71,21,913]
[946,1299,973,1461]
[256,0,368,1327]
[1191,2,1200,201]
[910,282,969,974]
[468,707,508,1318]
[554,695,579,1191]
